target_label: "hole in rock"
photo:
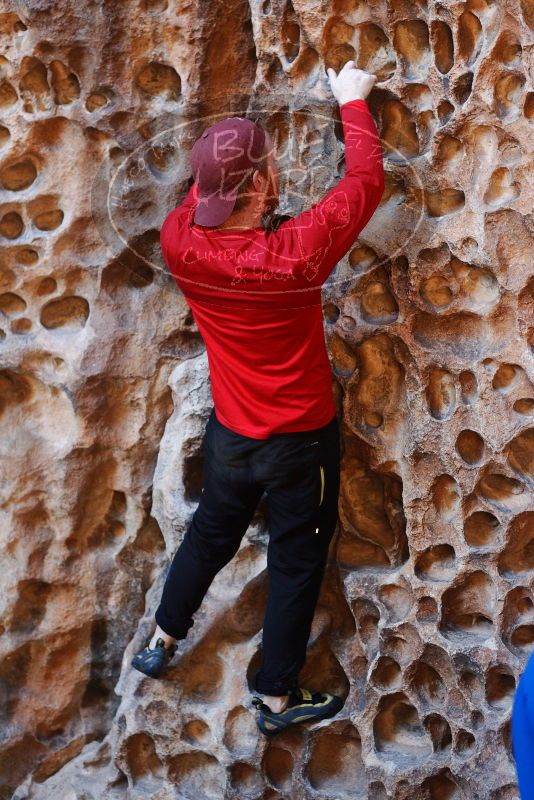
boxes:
[160,328,204,360]
[431,20,454,73]
[511,625,534,651]
[464,510,500,548]
[502,588,534,655]
[494,29,522,66]
[382,633,413,666]
[0,159,37,191]
[422,769,463,799]
[378,584,413,623]
[330,334,357,379]
[33,207,63,231]
[372,656,402,690]
[0,292,26,317]
[476,472,525,512]
[36,277,57,297]
[337,457,408,569]
[437,99,454,124]
[435,135,464,170]
[513,398,534,416]
[455,429,485,465]
[492,363,519,393]
[408,660,446,707]
[415,544,455,582]
[360,282,399,324]
[484,167,519,209]
[223,706,257,756]
[11,317,32,334]
[424,713,452,751]
[354,599,380,658]
[498,512,534,577]
[459,370,477,403]
[354,23,396,80]
[124,732,164,783]
[440,571,495,641]
[323,302,340,323]
[229,762,263,797]
[485,666,516,709]
[471,709,484,729]
[40,296,89,330]
[19,56,50,101]
[281,1,300,62]
[368,781,388,800]
[426,368,456,419]
[135,62,181,100]
[495,73,525,121]
[393,19,430,79]
[381,99,419,159]
[432,475,461,520]
[305,725,367,797]
[416,595,438,623]
[183,719,211,746]
[455,729,475,754]
[458,10,482,65]
[262,746,293,793]
[420,273,454,309]
[425,187,465,217]
[374,693,432,760]
[167,751,226,798]
[491,786,520,800]
[50,60,80,105]
[0,212,24,239]
[453,71,473,104]
[505,428,534,485]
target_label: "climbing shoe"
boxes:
[251,687,343,735]
[131,637,177,678]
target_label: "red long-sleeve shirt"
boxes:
[160,99,384,439]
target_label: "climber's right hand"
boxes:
[327,61,377,106]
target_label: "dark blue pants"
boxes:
[155,407,341,695]
[512,650,534,799]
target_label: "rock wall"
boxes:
[1,0,533,798]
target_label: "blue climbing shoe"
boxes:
[131,636,177,678]
[251,687,343,735]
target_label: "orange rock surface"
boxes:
[1,1,532,798]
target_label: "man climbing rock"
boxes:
[132,61,384,735]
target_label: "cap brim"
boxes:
[193,193,237,227]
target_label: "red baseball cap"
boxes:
[191,116,267,227]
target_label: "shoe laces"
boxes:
[288,687,326,706]
[152,637,177,657]
[251,688,327,714]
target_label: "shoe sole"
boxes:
[257,696,343,735]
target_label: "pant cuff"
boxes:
[154,607,189,641]
[253,670,298,696]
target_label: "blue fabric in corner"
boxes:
[512,650,534,800]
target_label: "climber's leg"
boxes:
[154,413,264,640]
[252,414,341,697]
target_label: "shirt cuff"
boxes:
[339,98,369,111]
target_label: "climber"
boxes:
[131,60,384,736]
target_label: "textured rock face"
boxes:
[1,0,533,798]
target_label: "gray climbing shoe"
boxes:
[131,636,177,678]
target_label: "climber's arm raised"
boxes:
[267,63,384,289]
